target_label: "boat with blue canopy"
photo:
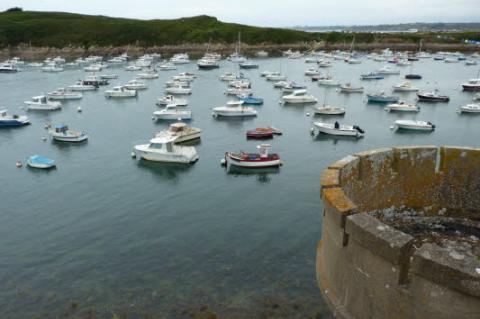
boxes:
[26,155,56,169]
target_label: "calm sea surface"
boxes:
[0,56,478,318]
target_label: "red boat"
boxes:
[224,144,281,168]
[246,128,274,139]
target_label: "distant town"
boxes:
[294,22,480,33]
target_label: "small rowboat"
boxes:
[224,144,281,168]
[246,128,274,139]
[26,155,56,169]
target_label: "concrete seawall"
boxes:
[317,146,480,319]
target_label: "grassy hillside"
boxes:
[0,10,477,50]
[0,10,317,48]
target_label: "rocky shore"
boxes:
[0,42,478,61]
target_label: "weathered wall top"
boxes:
[320,146,480,300]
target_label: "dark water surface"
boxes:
[0,56,478,318]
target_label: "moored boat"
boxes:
[26,155,56,169]
[47,88,83,100]
[156,95,188,107]
[0,109,30,126]
[24,95,62,111]
[212,101,257,117]
[462,78,480,91]
[134,135,198,164]
[224,144,281,168]
[105,86,137,98]
[340,83,364,93]
[312,121,364,138]
[49,124,88,142]
[416,91,450,102]
[154,104,192,120]
[394,120,435,131]
[459,103,480,113]
[313,106,346,115]
[392,81,419,92]
[367,92,400,104]
[155,122,201,143]
[282,89,317,104]
[385,101,420,112]
[360,72,384,80]
[246,128,274,139]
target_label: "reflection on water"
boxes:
[227,165,280,184]
[136,159,194,181]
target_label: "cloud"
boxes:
[0,0,478,26]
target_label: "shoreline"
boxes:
[1,42,478,60]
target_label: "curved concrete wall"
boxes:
[317,146,480,319]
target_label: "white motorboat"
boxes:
[316,75,341,87]
[266,74,287,81]
[340,83,364,93]
[104,86,137,98]
[137,69,159,79]
[346,58,361,64]
[159,62,177,71]
[47,88,83,100]
[385,101,420,112]
[84,64,102,72]
[68,80,97,91]
[376,66,400,75]
[170,53,190,64]
[219,72,239,81]
[459,103,480,113]
[172,72,196,82]
[165,85,192,95]
[41,63,63,72]
[256,50,269,58]
[260,70,279,77]
[393,81,419,92]
[466,60,478,66]
[49,124,88,142]
[155,122,201,143]
[197,58,220,69]
[212,101,257,117]
[444,58,458,63]
[154,104,192,120]
[165,80,190,88]
[228,80,251,88]
[462,78,480,91]
[305,68,320,76]
[25,95,62,111]
[124,79,148,90]
[312,122,364,137]
[282,89,318,104]
[0,62,18,73]
[313,106,346,115]
[394,120,435,131]
[134,135,198,164]
[0,109,30,126]
[157,95,188,107]
[125,64,142,71]
[305,57,319,63]
[317,60,332,68]
[225,87,252,96]
[397,60,411,66]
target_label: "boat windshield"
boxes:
[150,143,163,149]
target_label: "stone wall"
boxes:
[317,146,480,319]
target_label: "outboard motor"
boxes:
[353,125,365,133]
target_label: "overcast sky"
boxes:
[1,0,479,27]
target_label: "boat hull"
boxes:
[135,145,198,164]
[462,85,480,91]
[226,154,281,168]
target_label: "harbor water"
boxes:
[0,56,479,318]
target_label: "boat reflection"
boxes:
[226,165,280,184]
[136,159,194,182]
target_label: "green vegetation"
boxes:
[0,11,316,48]
[0,10,477,49]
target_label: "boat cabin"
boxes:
[54,124,69,133]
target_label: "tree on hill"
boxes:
[5,7,23,12]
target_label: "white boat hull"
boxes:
[313,122,363,137]
[212,107,257,117]
[134,145,198,163]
